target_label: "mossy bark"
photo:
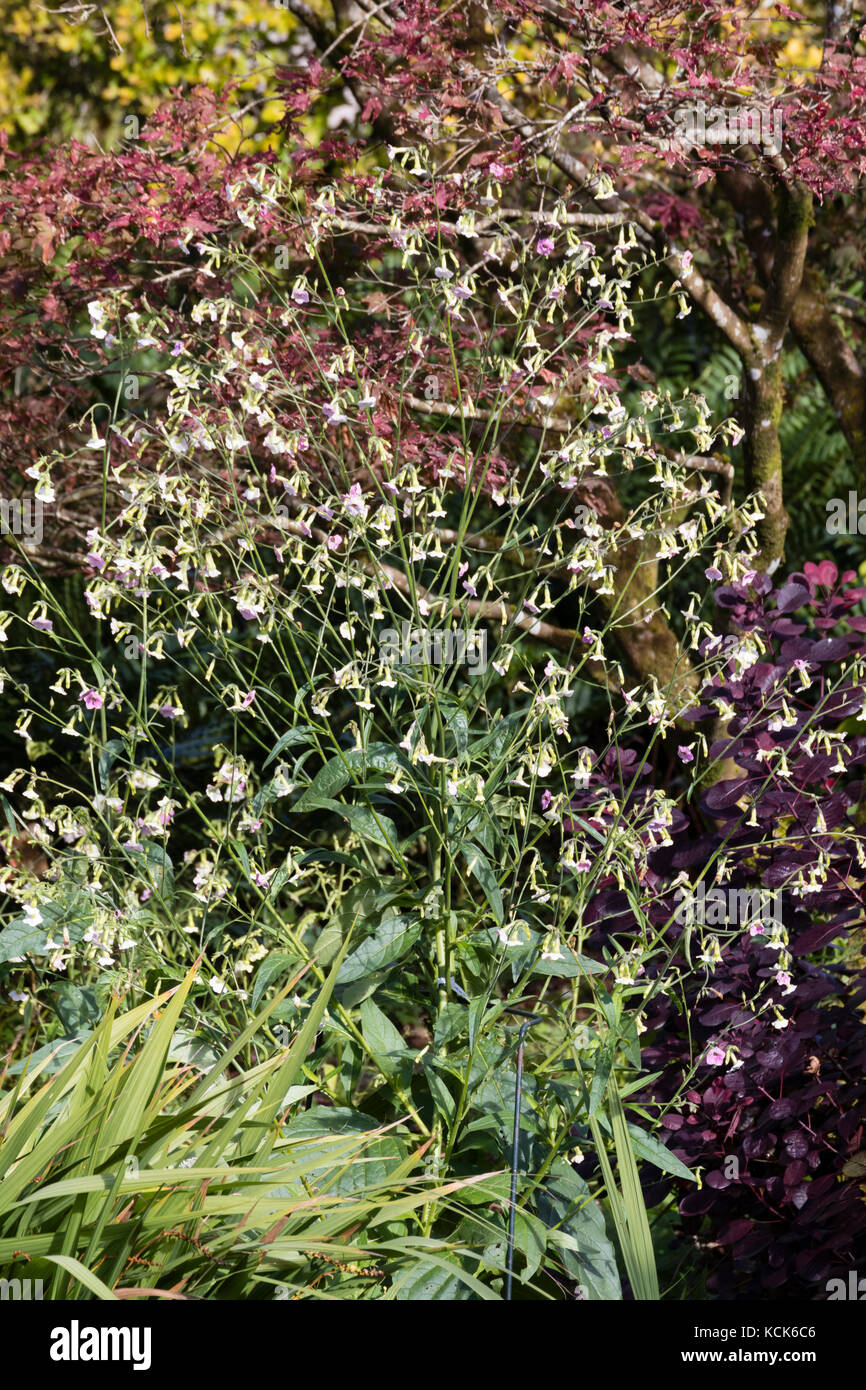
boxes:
[579,474,699,710]
[742,354,789,572]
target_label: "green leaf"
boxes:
[314,920,343,966]
[443,706,469,761]
[0,890,95,963]
[282,1108,409,1196]
[167,1030,221,1071]
[359,998,407,1073]
[588,1075,659,1300]
[44,1254,118,1301]
[106,963,197,1151]
[339,969,391,1008]
[292,743,418,812]
[536,1163,621,1301]
[251,951,301,1013]
[587,1048,612,1118]
[433,1002,467,1049]
[297,850,360,868]
[421,1057,456,1125]
[129,843,174,900]
[468,995,488,1055]
[49,235,83,272]
[512,1207,547,1282]
[240,943,350,1158]
[0,918,52,962]
[533,949,608,979]
[459,841,503,925]
[337,915,421,986]
[263,725,315,768]
[391,1256,480,1301]
[625,1124,695,1183]
[567,814,608,846]
[319,799,399,854]
[474,711,522,763]
[53,984,101,1035]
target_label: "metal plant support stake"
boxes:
[505,1011,540,1301]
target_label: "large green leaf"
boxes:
[391,1257,479,1300]
[0,889,95,964]
[281,1108,408,1197]
[387,1247,500,1301]
[536,1163,622,1301]
[459,841,503,925]
[316,798,400,854]
[359,998,413,1079]
[337,914,421,986]
[291,744,417,813]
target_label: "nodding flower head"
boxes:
[342,483,368,519]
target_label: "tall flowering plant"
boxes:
[0,109,766,1297]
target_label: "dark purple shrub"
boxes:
[574,561,866,1298]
